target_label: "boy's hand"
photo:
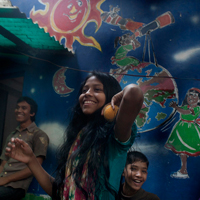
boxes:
[0,177,9,186]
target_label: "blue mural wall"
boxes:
[3,0,200,199]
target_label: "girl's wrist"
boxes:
[27,153,37,167]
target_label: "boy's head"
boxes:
[126,151,149,168]
[122,151,149,196]
[16,96,38,122]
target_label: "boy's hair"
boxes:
[17,96,38,122]
[126,151,149,168]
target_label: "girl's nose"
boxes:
[85,88,92,96]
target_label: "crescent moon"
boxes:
[52,68,74,95]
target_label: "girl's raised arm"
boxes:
[5,138,54,196]
[111,84,144,142]
[169,101,193,115]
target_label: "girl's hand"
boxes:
[5,138,34,164]
[111,90,123,109]
[169,101,177,108]
[101,91,123,116]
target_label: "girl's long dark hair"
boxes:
[53,71,122,199]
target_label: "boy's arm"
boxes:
[0,157,43,186]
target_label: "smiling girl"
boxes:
[165,88,200,178]
[5,71,143,200]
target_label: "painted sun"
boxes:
[30,0,105,51]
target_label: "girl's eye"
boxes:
[82,87,88,93]
[95,88,103,92]
[82,89,87,93]
[77,0,82,6]
[67,3,72,9]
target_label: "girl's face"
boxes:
[187,91,199,106]
[79,76,106,115]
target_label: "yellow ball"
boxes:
[103,105,119,122]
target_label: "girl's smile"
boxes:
[187,91,199,107]
[79,76,106,115]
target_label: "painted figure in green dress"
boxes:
[111,33,140,73]
[165,88,200,179]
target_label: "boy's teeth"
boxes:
[135,180,141,183]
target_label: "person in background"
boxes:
[117,150,160,200]
[0,96,49,200]
[5,71,143,200]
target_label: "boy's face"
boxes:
[123,161,148,196]
[15,101,35,124]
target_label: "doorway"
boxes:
[0,77,23,155]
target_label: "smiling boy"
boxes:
[117,151,160,200]
[0,96,49,200]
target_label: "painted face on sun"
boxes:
[123,161,148,196]
[15,101,35,124]
[53,0,89,32]
[79,76,106,115]
[187,91,199,106]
